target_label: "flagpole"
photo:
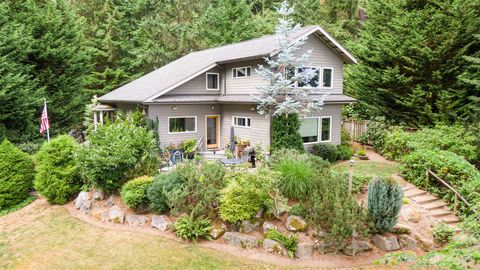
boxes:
[44,98,50,142]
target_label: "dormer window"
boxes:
[322,68,333,88]
[206,73,219,90]
[233,66,251,78]
[297,67,319,88]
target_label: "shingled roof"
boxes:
[99,25,357,103]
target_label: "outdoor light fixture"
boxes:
[211,105,215,110]
[349,159,355,193]
[171,105,178,110]
[250,105,255,111]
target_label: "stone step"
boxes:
[422,200,448,210]
[429,208,452,218]
[439,215,460,224]
[413,196,439,205]
[404,189,428,198]
[402,185,416,192]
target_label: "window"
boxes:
[232,67,251,78]
[297,67,319,88]
[321,116,331,142]
[232,116,251,127]
[322,68,333,88]
[168,116,196,133]
[206,73,219,90]
[299,118,319,143]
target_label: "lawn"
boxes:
[332,160,398,179]
[0,202,276,270]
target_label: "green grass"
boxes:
[0,203,279,270]
[332,161,398,179]
[0,196,35,217]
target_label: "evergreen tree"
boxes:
[459,34,480,124]
[347,0,480,126]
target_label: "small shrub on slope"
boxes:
[121,176,153,210]
[367,177,403,234]
[432,223,455,245]
[265,228,298,258]
[0,140,35,209]
[34,135,81,204]
[173,214,212,242]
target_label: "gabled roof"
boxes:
[147,94,357,104]
[98,25,357,103]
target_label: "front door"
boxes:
[206,115,219,149]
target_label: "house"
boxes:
[98,25,357,152]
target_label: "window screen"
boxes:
[299,118,319,143]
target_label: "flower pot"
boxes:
[235,145,247,158]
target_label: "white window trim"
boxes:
[321,67,334,89]
[232,66,251,79]
[320,116,332,142]
[300,117,320,145]
[295,66,334,89]
[168,116,197,134]
[232,116,252,128]
[206,72,220,91]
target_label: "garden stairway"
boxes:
[393,174,461,230]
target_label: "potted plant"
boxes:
[235,138,250,158]
[357,148,368,160]
[182,139,197,160]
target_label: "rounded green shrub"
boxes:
[271,114,304,153]
[0,140,35,209]
[76,119,158,192]
[219,169,277,223]
[380,128,412,161]
[34,135,81,204]
[367,177,403,233]
[312,143,338,162]
[432,223,455,245]
[173,214,212,241]
[120,176,154,210]
[147,171,183,213]
[336,144,354,160]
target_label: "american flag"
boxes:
[40,101,50,134]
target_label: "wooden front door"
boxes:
[206,115,219,149]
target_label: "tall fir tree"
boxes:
[346,0,480,126]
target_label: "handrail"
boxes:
[426,170,472,213]
[195,136,204,152]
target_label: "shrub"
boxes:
[34,135,81,204]
[17,142,41,154]
[367,177,403,233]
[0,140,35,209]
[336,144,354,160]
[305,173,370,245]
[265,228,298,258]
[400,149,480,212]
[330,171,371,194]
[173,214,212,242]
[269,148,330,173]
[288,203,306,217]
[147,171,182,214]
[341,129,351,145]
[271,114,304,153]
[76,119,158,191]
[270,149,329,200]
[219,169,277,223]
[264,188,290,219]
[120,176,154,210]
[380,128,412,161]
[312,143,338,162]
[432,223,455,245]
[358,117,390,149]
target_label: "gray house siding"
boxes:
[224,59,268,95]
[295,35,344,94]
[167,67,223,95]
[148,104,220,149]
[220,104,271,149]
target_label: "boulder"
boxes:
[295,241,314,258]
[223,232,259,248]
[126,215,149,226]
[239,219,260,233]
[373,235,400,251]
[262,221,277,234]
[91,209,108,222]
[255,208,264,219]
[285,215,307,232]
[263,239,288,256]
[104,195,115,207]
[342,239,372,256]
[108,205,125,224]
[415,234,434,251]
[93,190,104,200]
[74,192,92,214]
[404,207,421,223]
[391,223,411,235]
[315,239,339,254]
[398,234,417,250]
[151,215,171,231]
[209,222,226,240]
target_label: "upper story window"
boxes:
[232,116,251,127]
[297,67,320,88]
[322,68,333,88]
[232,66,251,78]
[206,73,219,90]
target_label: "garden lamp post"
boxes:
[349,159,355,193]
